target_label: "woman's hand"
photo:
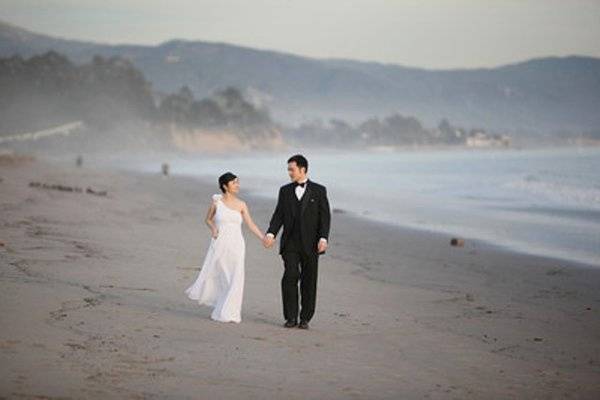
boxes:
[205,202,218,238]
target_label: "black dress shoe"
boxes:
[284,319,297,328]
[298,320,309,329]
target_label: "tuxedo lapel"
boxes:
[300,180,312,215]
[288,185,298,217]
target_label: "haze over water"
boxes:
[83,146,600,268]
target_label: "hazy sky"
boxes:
[1,0,599,69]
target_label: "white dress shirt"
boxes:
[295,177,308,200]
[266,178,327,245]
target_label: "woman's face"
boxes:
[225,177,240,194]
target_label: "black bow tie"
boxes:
[294,181,306,188]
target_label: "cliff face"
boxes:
[167,125,286,153]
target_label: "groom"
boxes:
[263,154,331,330]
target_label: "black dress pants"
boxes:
[281,240,319,323]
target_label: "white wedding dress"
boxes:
[184,193,246,323]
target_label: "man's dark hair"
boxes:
[218,172,237,193]
[287,154,308,172]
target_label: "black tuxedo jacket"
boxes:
[267,179,331,255]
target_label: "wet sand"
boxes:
[1,155,599,399]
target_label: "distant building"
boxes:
[466,131,510,147]
[165,55,181,63]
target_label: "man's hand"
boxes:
[263,234,275,248]
[318,238,328,254]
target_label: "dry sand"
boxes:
[1,155,599,399]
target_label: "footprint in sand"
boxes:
[49,295,105,321]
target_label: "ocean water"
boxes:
[112,146,600,267]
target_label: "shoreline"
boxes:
[42,146,600,269]
[1,154,599,399]
[120,163,600,272]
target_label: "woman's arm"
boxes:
[205,202,218,238]
[240,201,265,240]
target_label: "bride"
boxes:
[184,172,265,323]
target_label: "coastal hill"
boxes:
[0,51,283,153]
[2,20,599,135]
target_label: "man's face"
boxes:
[287,162,305,182]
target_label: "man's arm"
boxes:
[318,186,331,243]
[266,187,284,238]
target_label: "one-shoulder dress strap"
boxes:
[212,193,222,203]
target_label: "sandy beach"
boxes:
[1,154,599,399]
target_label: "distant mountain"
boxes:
[2,20,599,134]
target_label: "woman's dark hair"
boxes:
[218,172,237,193]
[287,154,308,172]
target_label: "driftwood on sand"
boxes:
[29,181,107,197]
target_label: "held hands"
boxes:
[262,234,275,249]
[262,234,328,252]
